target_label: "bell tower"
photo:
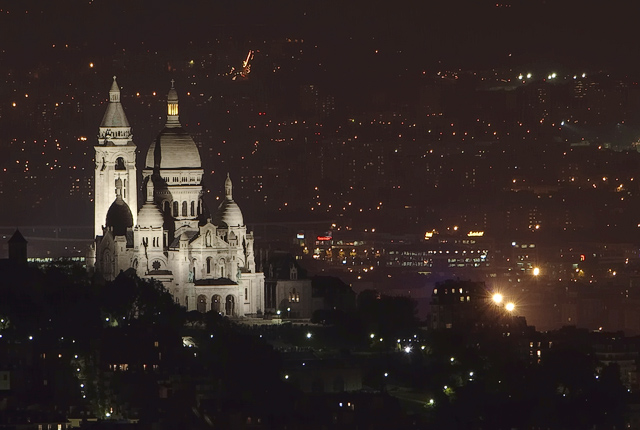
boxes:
[94,77,137,237]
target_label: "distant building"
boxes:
[8,229,27,265]
[87,78,264,317]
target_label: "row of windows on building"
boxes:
[162,199,203,218]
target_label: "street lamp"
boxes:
[492,293,503,304]
[505,302,515,312]
[533,267,540,276]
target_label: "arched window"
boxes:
[173,201,178,217]
[197,295,207,313]
[163,201,169,214]
[212,295,222,313]
[190,201,195,217]
[206,257,212,274]
[225,295,235,316]
[220,259,225,278]
[182,201,187,217]
[115,157,126,170]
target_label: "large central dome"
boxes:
[145,127,201,169]
[145,81,201,170]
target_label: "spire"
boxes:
[225,173,233,199]
[109,76,120,102]
[166,80,180,127]
[100,76,131,129]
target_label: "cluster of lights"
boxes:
[492,293,516,312]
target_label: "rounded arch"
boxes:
[225,295,235,317]
[219,258,226,278]
[172,201,179,217]
[115,157,126,170]
[182,201,187,217]
[211,294,222,313]
[197,295,207,313]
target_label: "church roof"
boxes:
[106,179,133,236]
[145,82,201,170]
[194,277,238,286]
[168,230,199,248]
[213,174,243,227]
[145,127,201,169]
[100,77,130,128]
[137,180,164,228]
[213,199,244,228]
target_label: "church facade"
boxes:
[87,78,264,318]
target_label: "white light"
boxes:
[306,332,312,339]
[28,336,33,340]
[429,399,435,405]
[469,371,474,376]
[492,293,503,304]
[505,302,515,312]
[105,413,111,418]
[285,374,289,379]
[582,73,586,78]
[384,372,389,377]
[533,267,540,276]
[450,357,454,362]
[518,74,523,80]
[526,73,532,79]
[404,346,412,353]
[561,121,565,126]
[370,333,375,339]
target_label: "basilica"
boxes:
[87,77,264,317]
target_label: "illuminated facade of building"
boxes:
[88,78,264,317]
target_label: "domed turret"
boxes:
[144,81,201,170]
[136,180,164,228]
[105,178,133,236]
[213,174,244,227]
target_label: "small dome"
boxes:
[137,203,164,228]
[214,199,244,227]
[145,127,202,169]
[106,197,133,236]
[137,179,164,228]
[213,174,243,227]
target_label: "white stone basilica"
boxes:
[87,77,264,317]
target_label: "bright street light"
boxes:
[505,302,515,312]
[492,293,503,304]
[533,267,540,276]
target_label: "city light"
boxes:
[505,303,515,312]
[533,267,540,276]
[492,293,503,304]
